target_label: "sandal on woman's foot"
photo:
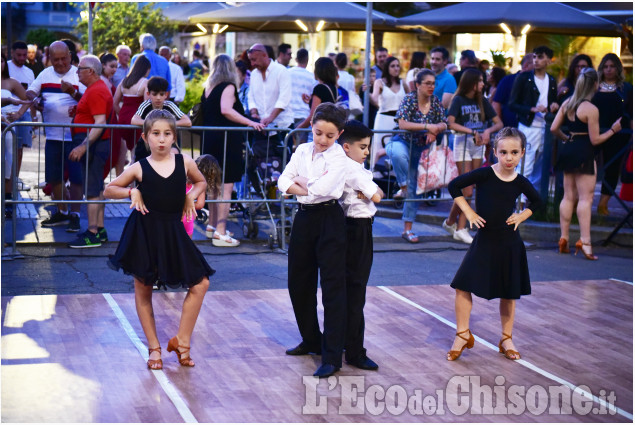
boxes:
[212,231,240,247]
[402,230,419,243]
[447,329,474,361]
[147,346,163,370]
[206,226,234,239]
[167,336,195,367]
[498,333,521,360]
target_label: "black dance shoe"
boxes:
[347,355,379,370]
[285,343,321,356]
[313,363,340,378]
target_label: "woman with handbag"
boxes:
[443,68,502,244]
[388,69,447,243]
[201,54,264,247]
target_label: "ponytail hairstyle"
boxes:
[563,67,598,117]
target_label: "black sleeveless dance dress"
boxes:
[448,167,541,300]
[554,100,595,175]
[108,154,215,289]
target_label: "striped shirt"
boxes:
[27,65,86,141]
[135,99,185,120]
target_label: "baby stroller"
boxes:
[242,129,295,249]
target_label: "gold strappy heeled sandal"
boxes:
[147,346,163,370]
[498,333,521,360]
[447,329,474,361]
[167,336,195,367]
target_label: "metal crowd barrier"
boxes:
[2,121,524,256]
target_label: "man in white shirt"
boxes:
[288,48,316,145]
[159,46,185,104]
[8,40,35,191]
[247,44,292,129]
[509,45,559,200]
[335,53,355,95]
[112,45,131,89]
[27,40,85,231]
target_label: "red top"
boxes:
[72,79,113,138]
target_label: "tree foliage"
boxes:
[73,2,177,55]
[25,29,58,49]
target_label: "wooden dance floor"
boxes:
[1,279,632,422]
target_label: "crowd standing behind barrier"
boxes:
[2,39,632,256]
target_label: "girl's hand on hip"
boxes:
[130,188,148,215]
[506,213,525,231]
[465,210,486,229]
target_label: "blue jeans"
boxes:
[385,136,426,223]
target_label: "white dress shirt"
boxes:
[278,142,348,204]
[168,61,186,103]
[247,59,293,128]
[339,157,378,218]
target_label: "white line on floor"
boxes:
[609,278,633,286]
[103,293,198,423]
[377,285,633,421]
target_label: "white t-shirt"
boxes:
[28,65,86,141]
[7,61,35,87]
[288,66,316,120]
[338,70,356,95]
[532,73,549,127]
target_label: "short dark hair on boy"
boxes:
[147,76,169,93]
[338,120,373,145]
[311,102,348,131]
[533,45,554,59]
[12,41,28,51]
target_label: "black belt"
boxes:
[346,216,374,225]
[299,199,338,210]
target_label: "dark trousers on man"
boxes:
[288,201,347,367]
[344,217,373,363]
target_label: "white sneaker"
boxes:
[453,228,473,244]
[17,179,31,191]
[442,219,457,236]
[212,231,240,247]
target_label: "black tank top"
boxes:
[138,154,186,214]
[564,100,590,133]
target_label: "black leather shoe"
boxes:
[313,363,340,378]
[285,343,321,356]
[347,355,379,370]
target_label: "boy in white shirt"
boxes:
[338,120,383,371]
[278,103,348,379]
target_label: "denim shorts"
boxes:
[45,139,83,185]
[15,114,32,148]
[74,134,110,198]
[452,133,485,162]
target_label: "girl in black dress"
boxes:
[105,110,214,370]
[446,127,540,362]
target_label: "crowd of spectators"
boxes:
[1,35,631,251]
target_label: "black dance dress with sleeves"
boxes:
[108,154,215,289]
[448,167,541,300]
[554,100,595,175]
